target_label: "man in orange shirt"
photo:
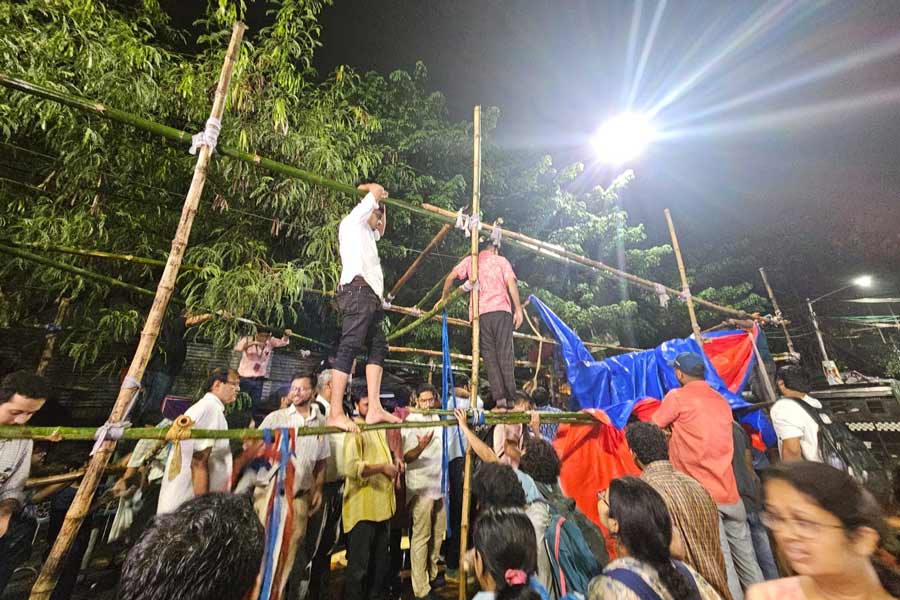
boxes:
[653,352,763,599]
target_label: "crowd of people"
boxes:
[1,182,899,600]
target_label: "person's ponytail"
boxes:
[652,559,697,600]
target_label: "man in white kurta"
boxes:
[157,368,238,514]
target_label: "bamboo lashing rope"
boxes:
[163,415,194,480]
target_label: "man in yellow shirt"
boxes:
[342,393,400,600]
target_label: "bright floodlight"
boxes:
[592,113,656,165]
[853,275,873,288]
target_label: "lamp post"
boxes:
[807,275,873,385]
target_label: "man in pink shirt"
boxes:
[653,352,763,599]
[438,238,523,409]
[234,329,291,422]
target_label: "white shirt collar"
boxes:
[288,403,317,423]
[202,392,226,412]
[801,394,822,409]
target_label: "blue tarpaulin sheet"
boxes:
[529,295,776,446]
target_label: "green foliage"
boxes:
[0,0,765,374]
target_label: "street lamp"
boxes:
[806,275,875,385]
[591,112,656,165]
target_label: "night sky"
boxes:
[311,1,900,314]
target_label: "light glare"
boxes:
[592,113,656,165]
[853,275,873,288]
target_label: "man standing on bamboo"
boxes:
[329,182,400,432]
[439,238,524,409]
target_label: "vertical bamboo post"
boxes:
[664,208,703,345]
[36,296,71,376]
[459,105,482,600]
[758,267,796,356]
[29,22,247,600]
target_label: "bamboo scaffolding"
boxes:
[0,74,767,324]
[25,465,126,489]
[460,105,483,600]
[388,345,536,368]
[3,239,202,271]
[758,267,796,355]
[664,208,703,345]
[386,223,451,301]
[36,296,70,376]
[0,411,598,442]
[392,265,457,330]
[385,285,467,341]
[29,23,247,600]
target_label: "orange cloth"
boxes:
[553,409,641,559]
[653,380,739,505]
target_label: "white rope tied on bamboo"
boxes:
[410,307,423,317]
[654,283,671,308]
[490,224,502,246]
[90,421,131,456]
[120,375,142,420]
[461,280,480,293]
[679,284,692,302]
[382,299,392,310]
[189,117,222,155]
[455,207,469,232]
[467,214,481,237]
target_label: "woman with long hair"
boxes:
[747,461,900,599]
[588,476,721,599]
[471,507,545,600]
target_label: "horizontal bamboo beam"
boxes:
[0,410,600,441]
[0,74,765,323]
[385,285,467,341]
[3,240,201,271]
[419,203,766,323]
[389,345,536,368]
[26,465,126,489]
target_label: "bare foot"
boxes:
[365,406,403,425]
[328,414,360,433]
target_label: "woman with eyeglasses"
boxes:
[589,476,722,599]
[747,461,900,599]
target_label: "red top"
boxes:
[652,380,739,505]
[454,250,516,320]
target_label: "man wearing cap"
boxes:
[653,352,763,599]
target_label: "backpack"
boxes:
[543,510,601,598]
[794,399,891,501]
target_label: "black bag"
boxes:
[794,399,890,501]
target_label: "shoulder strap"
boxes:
[604,568,664,600]
[553,516,567,596]
[792,397,825,423]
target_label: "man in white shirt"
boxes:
[771,365,823,462]
[306,368,345,600]
[403,384,446,600]
[328,182,400,432]
[233,329,291,422]
[252,373,329,598]
[0,371,49,594]
[157,367,238,514]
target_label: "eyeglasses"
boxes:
[418,395,436,403]
[596,490,609,506]
[761,511,845,539]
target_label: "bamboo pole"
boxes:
[460,105,483,600]
[385,285,467,341]
[25,465,126,489]
[664,208,703,345]
[459,445,474,600]
[758,267,796,355]
[0,411,596,442]
[0,74,767,324]
[386,223,451,301]
[389,345,536,368]
[393,274,448,330]
[0,242,176,303]
[3,239,202,271]
[29,23,247,600]
[36,296,71,376]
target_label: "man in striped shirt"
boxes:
[626,421,733,600]
[0,371,49,594]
